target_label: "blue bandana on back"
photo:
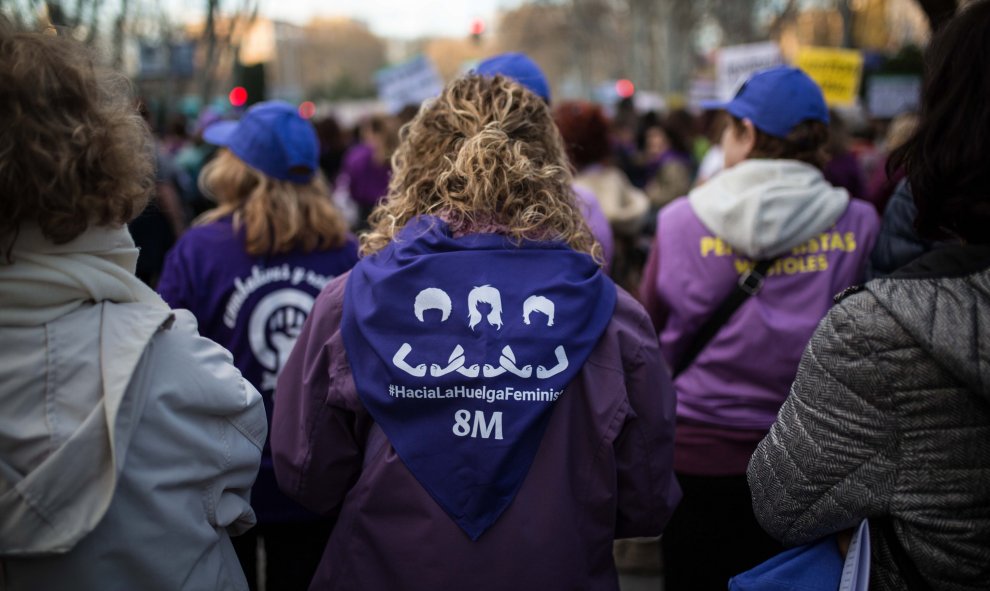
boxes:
[342,216,616,540]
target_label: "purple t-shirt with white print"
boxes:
[158,216,359,522]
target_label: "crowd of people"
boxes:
[1,2,988,590]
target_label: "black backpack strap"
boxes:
[672,259,774,378]
[877,518,932,591]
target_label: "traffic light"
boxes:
[615,79,635,99]
[298,101,316,119]
[229,86,248,107]
[470,19,485,45]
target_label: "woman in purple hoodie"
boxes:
[157,101,359,591]
[640,67,880,590]
[270,73,680,591]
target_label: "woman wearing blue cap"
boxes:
[157,101,359,590]
[640,66,880,589]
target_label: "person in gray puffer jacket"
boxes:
[748,2,990,589]
[749,245,990,590]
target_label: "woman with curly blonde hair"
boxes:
[0,18,266,591]
[270,74,680,591]
[156,100,359,591]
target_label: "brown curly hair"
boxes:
[196,150,349,256]
[0,19,154,249]
[361,75,598,261]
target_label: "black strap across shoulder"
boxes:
[672,259,774,378]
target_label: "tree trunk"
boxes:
[838,0,854,48]
[199,0,219,107]
[111,0,128,70]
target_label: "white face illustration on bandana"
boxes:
[392,285,568,380]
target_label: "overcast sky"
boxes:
[253,0,526,39]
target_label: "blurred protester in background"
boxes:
[128,102,188,287]
[336,113,399,230]
[476,52,614,271]
[864,112,919,214]
[314,115,350,189]
[612,97,648,189]
[668,108,707,169]
[0,19,265,591]
[824,109,866,200]
[641,66,879,590]
[749,3,990,588]
[157,101,359,591]
[848,115,882,178]
[554,99,648,287]
[314,115,357,227]
[271,73,680,591]
[642,121,695,213]
[175,108,222,217]
[162,113,191,157]
[694,110,728,187]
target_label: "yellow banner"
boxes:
[796,47,864,106]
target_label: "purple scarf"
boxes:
[342,216,616,539]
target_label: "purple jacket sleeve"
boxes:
[270,272,372,516]
[612,292,681,537]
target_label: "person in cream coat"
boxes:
[0,18,266,591]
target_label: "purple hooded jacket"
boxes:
[271,241,680,590]
[641,160,879,475]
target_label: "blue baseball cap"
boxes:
[702,67,829,138]
[474,52,551,103]
[203,101,319,184]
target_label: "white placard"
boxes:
[716,42,784,101]
[375,55,444,114]
[867,76,921,119]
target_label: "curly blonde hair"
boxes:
[197,150,348,256]
[0,19,154,248]
[361,75,598,261]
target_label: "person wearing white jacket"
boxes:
[0,19,266,591]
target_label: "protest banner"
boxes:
[867,76,921,118]
[796,47,864,106]
[716,42,783,101]
[375,55,444,114]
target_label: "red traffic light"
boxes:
[229,86,248,107]
[470,19,485,36]
[615,79,635,99]
[298,101,316,119]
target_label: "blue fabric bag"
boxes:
[729,520,871,591]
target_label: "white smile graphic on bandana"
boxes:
[391,285,569,380]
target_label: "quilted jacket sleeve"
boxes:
[747,291,901,546]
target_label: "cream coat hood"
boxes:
[688,159,850,259]
[0,224,173,554]
[0,304,171,554]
